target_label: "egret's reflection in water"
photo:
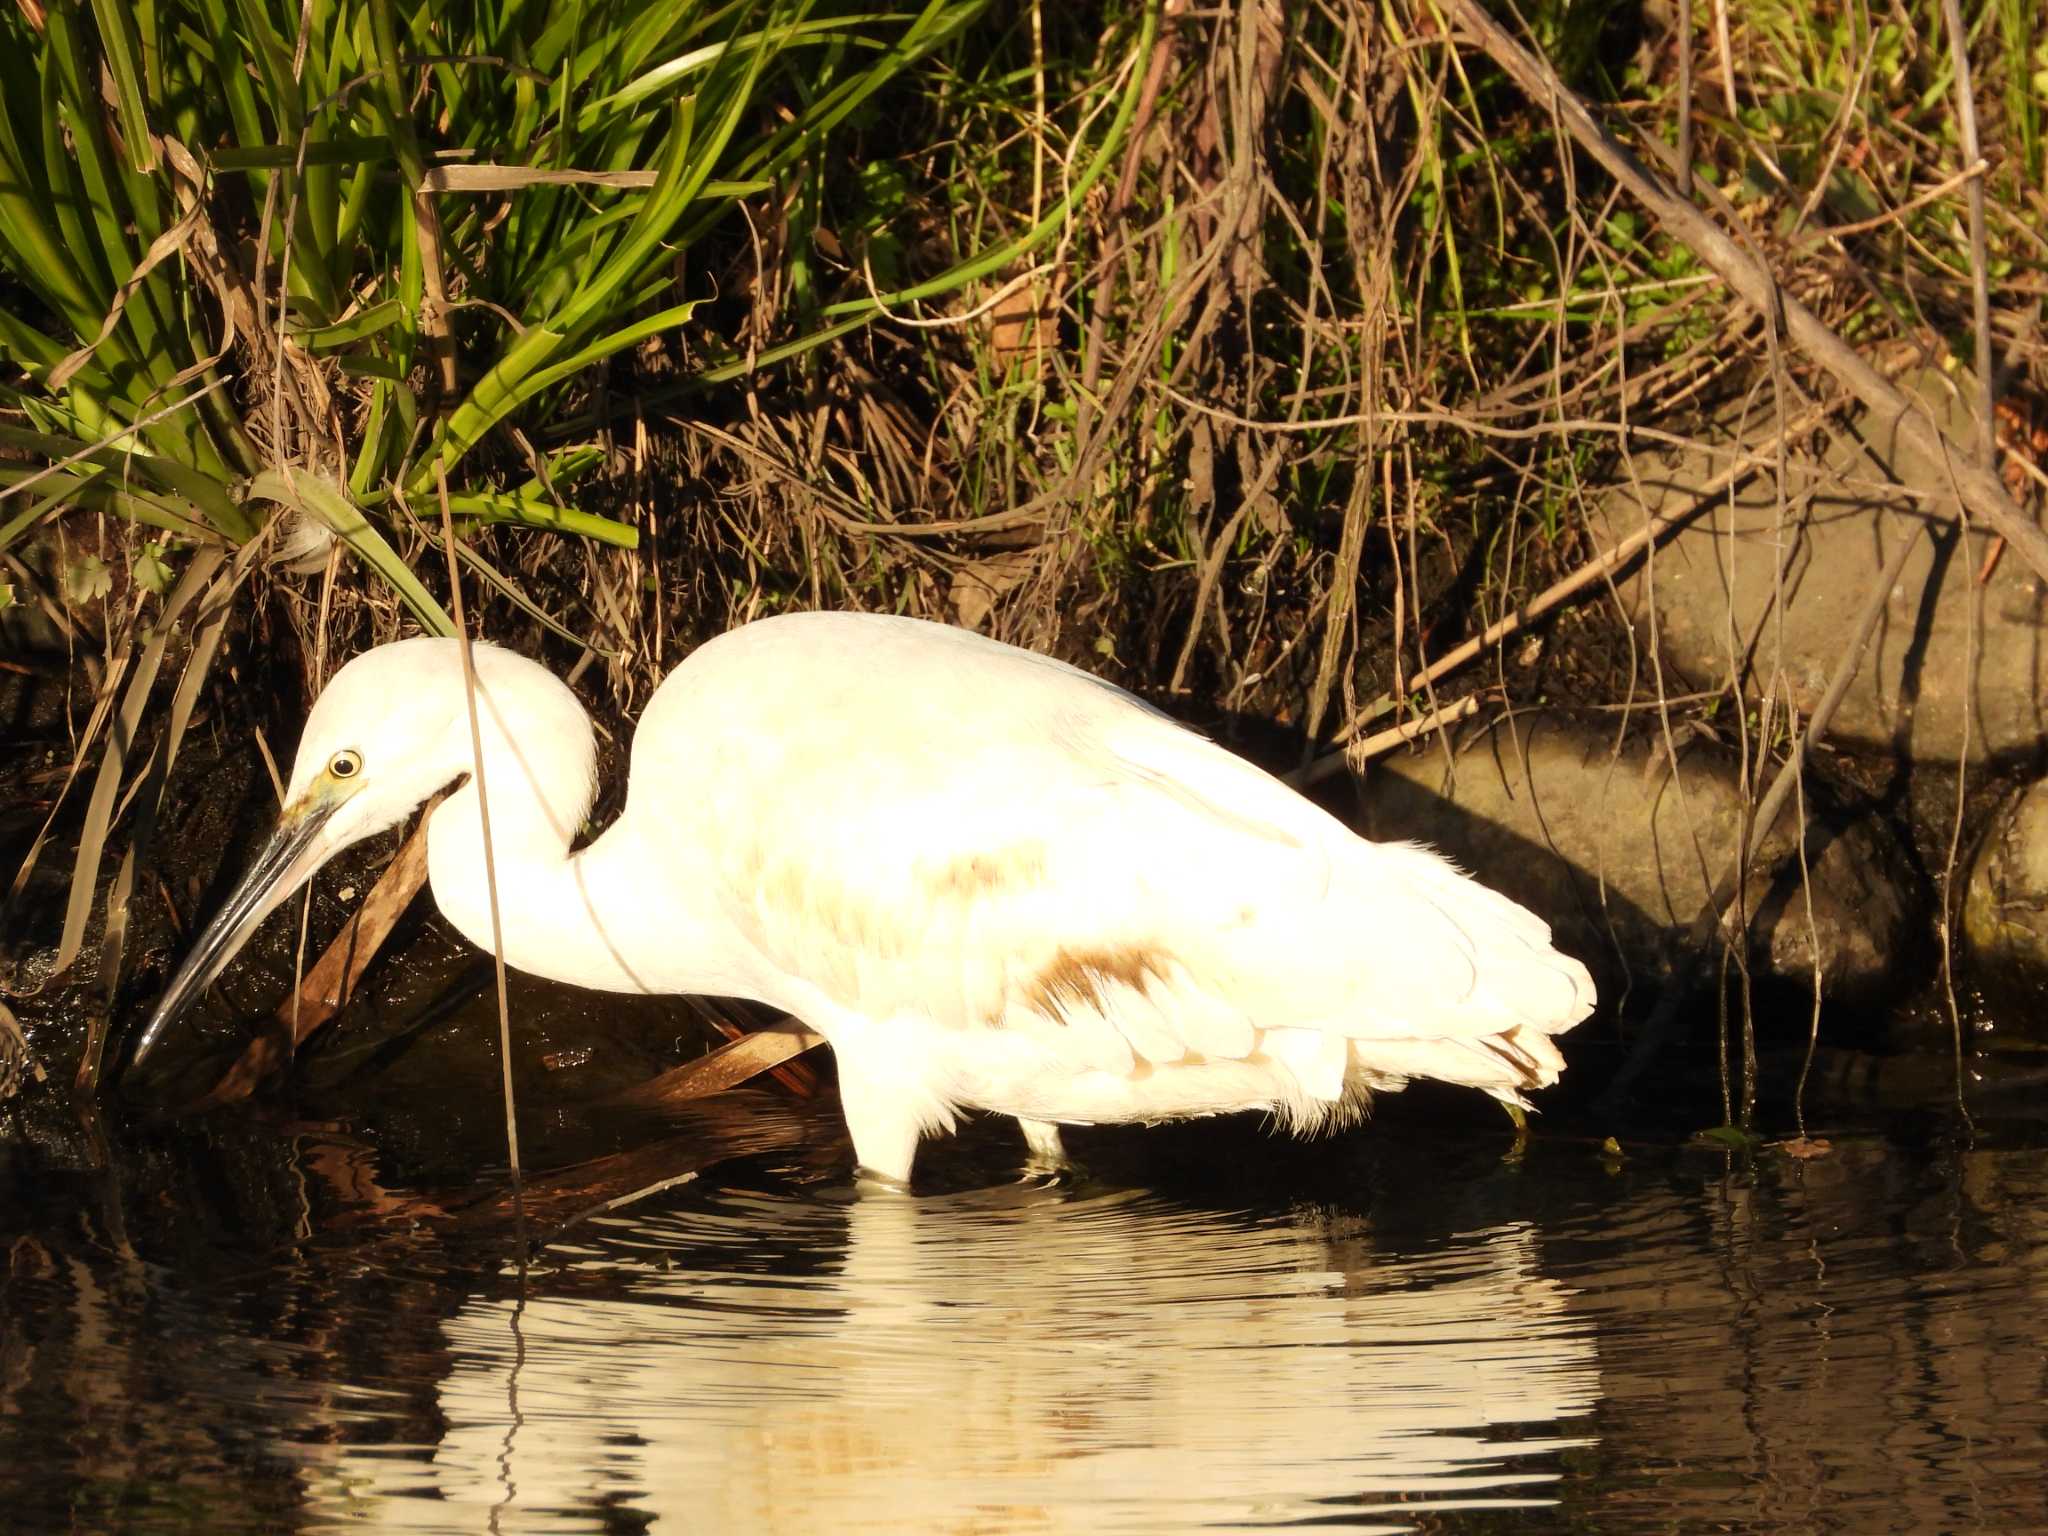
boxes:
[310,1181,1599,1533]
[15,1092,2046,1534]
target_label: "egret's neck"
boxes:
[421,681,745,997]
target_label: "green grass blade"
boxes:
[406,323,567,492]
[410,301,698,492]
[813,0,1153,319]
[209,136,399,171]
[246,469,454,634]
[292,299,407,351]
[89,0,160,172]
[443,491,639,547]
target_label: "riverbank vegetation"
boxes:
[4,0,2044,1121]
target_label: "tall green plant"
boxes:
[0,0,1011,1027]
[0,0,995,629]
[1,0,1162,1029]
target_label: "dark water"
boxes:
[3,1068,2046,1534]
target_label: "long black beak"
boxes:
[129,795,341,1071]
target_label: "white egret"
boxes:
[133,612,1594,1182]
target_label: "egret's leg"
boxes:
[833,1060,925,1185]
[1491,1091,1531,1162]
[1016,1116,1069,1170]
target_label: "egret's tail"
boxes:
[1276,840,1597,1127]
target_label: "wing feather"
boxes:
[648,612,1592,1098]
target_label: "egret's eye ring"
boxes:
[329,750,363,780]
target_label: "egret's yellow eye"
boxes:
[329,749,363,780]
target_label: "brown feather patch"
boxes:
[1023,944,1170,1024]
[923,841,1049,901]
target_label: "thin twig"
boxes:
[1292,693,1484,787]
[1320,392,1847,753]
[188,807,437,1110]
[1674,0,1693,199]
[1710,0,1736,117]
[1939,0,1997,470]
[1787,160,1989,246]
[1605,518,1927,1105]
[428,470,525,1225]
[1789,709,1822,1138]
[1073,0,1182,421]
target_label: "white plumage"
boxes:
[134,611,1594,1182]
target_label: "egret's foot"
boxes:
[1016,1116,1077,1177]
[853,1163,916,1196]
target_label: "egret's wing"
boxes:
[680,683,1591,1096]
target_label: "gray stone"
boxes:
[1961,777,2048,1023]
[1589,367,2048,766]
[1357,712,1921,1007]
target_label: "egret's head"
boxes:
[128,638,478,1074]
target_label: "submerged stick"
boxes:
[605,1020,828,1109]
[189,807,435,1109]
[280,811,434,1039]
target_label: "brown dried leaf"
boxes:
[985,277,1057,373]
[1773,1136,1834,1160]
[948,548,1037,631]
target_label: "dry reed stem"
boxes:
[1937,0,1997,472]
[428,470,524,1204]
[1292,693,1483,788]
